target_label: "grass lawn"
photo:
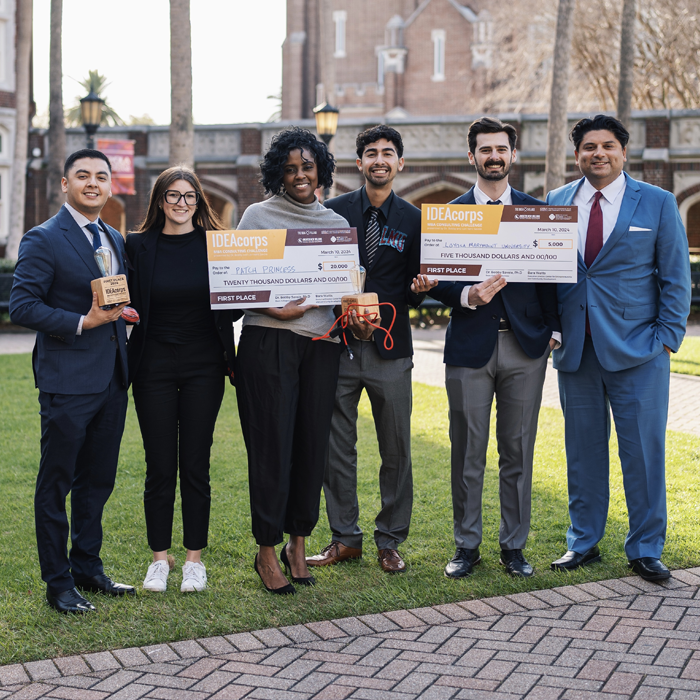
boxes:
[1,351,699,665]
[672,335,700,376]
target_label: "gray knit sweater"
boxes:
[237,193,350,341]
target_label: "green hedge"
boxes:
[0,259,16,274]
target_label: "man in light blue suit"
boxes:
[546,115,690,581]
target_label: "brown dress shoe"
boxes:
[377,549,406,573]
[306,541,362,567]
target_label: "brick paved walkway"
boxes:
[1,569,699,699]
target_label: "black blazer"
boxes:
[325,189,425,359]
[124,226,241,388]
[429,187,561,368]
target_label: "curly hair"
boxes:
[260,126,335,196]
[356,125,404,159]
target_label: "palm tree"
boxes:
[169,0,194,167]
[545,0,576,195]
[617,0,636,128]
[65,70,125,127]
[6,0,33,260]
[47,0,66,217]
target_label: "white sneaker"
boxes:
[143,560,170,592]
[181,561,207,592]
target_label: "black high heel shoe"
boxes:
[281,543,316,586]
[254,553,295,595]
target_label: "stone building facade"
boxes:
[282,0,492,120]
[16,110,700,255]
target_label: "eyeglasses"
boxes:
[164,190,199,205]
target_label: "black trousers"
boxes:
[36,363,128,595]
[132,337,226,552]
[235,326,341,546]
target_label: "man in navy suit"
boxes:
[306,125,436,573]
[547,115,690,581]
[10,149,135,613]
[430,117,561,579]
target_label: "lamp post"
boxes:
[80,91,104,149]
[313,102,340,200]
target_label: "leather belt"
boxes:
[498,318,511,332]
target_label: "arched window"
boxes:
[432,29,446,82]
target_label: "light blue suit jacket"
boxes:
[546,173,690,373]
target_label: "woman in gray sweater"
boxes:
[236,127,349,594]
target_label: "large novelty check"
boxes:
[420,204,578,283]
[206,228,360,309]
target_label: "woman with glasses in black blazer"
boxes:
[125,166,239,594]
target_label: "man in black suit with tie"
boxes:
[11,149,135,613]
[306,125,436,573]
[429,117,561,579]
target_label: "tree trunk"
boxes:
[6,0,33,260]
[46,0,65,217]
[318,0,335,106]
[617,0,636,128]
[545,0,576,195]
[169,0,194,168]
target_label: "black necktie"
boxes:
[365,207,381,266]
[85,221,103,252]
[486,200,502,205]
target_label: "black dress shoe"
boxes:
[445,548,481,578]
[46,587,96,614]
[551,545,601,571]
[500,549,534,577]
[74,573,136,596]
[629,557,670,582]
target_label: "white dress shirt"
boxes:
[64,202,118,335]
[572,172,626,257]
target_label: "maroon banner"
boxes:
[97,139,135,195]
[420,263,482,277]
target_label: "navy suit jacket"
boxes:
[124,226,241,388]
[10,205,129,394]
[547,173,690,372]
[325,188,425,359]
[429,187,561,368]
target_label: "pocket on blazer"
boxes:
[622,303,657,320]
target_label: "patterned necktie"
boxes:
[85,221,103,252]
[584,191,604,268]
[365,207,381,266]
[486,200,502,205]
[584,191,604,336]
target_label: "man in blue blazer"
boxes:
[429,117,561,579]
[10,149,135,612]
[547,115,690,581]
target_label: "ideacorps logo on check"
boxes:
[378,226,407,253]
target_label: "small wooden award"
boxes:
[341,292,379,322]
[342,266,378,321]
[92,246,130,309]
[91,274,130,308]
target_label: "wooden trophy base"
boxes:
[91,275,130,308]
[341,292,379,322]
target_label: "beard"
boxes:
[475,158,512,182]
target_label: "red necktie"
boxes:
[584,191,603,267]
[584,191,604,335]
